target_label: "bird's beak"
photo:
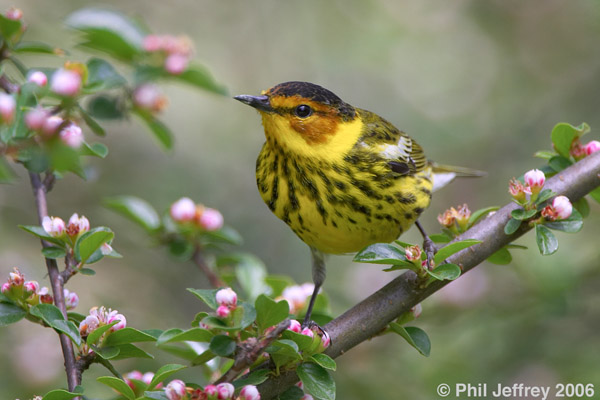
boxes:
[233,94,273,112]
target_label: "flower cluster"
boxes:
[124,370,162,391]
[276,283,315,315]
[170,197,224,231]
[25,104,85,149]
[164,380,260,400]
[0,268,73,309]
[143,34,194,75]
[79,306,127,337]
[437,204,471,234]
[570,139,600,160]
[215,287,238,318]
[43,213,90,239]
[286,319,331,352]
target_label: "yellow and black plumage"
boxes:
[235,81,481,324]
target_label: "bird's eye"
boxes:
[295,104,312,118]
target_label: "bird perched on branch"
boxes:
[235,81,483,325]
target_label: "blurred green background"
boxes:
[1,0,600,398]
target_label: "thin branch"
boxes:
[193,246,225,288]
[29,172,79,392]
[216,319,291,384]
[257,151,600,399]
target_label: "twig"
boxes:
[256,151,600,399]
[193,246,225,288]
[29,172,79,392]
[216,319,291,384]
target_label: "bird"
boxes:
[234,81,482,326]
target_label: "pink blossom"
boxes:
[300,327,314,339]
[42,216,66,237]
[51,68,82,96]
[79,315,100,336]
[109,313,127,331]
[524,169,545,194]
[25,107,50,131]
[1,282,11,294]
[133,83,167,113]
[216,305,231,318]
[198,208,224,231]
[142,372,155,385]
[405,245,422,262]
[24,280,40,295]
[28,71,48,87]
[239,385,260,400]
[63,289,79,310]
[59,123,84,148]
[143,34,163,52]
[204,384,218,397]
[216,382,235,399]
[215,287,237,307]
[38,286,53,304]
[101,243,113,256]
[411,303,422,318]
[165,379,187,400]
[8,269,25,285]
[552,196,573,220]
[0,93,16,124]
[584,140,600,156]
[170,197,196,222]
[300,395,314,400]
[287,319,302,333]
[164,53,189,75]
[5,7,23,20]
[42,115,64,136]
[67,213,90,236]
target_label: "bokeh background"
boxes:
[1,0,600,398]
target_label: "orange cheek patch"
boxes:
[290,115,338,145]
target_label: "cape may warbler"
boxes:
[235,81,482,324]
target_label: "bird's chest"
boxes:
[256,145,433,254]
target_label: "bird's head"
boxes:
[235,82,360,152]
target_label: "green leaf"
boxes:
[533,150,556,160]
[278,386,305,400]
[548,155,573,173]
[510,208,538,221]
[86,94,124,119]
[142,391,169,400]
[87,322,118,345]
[255,294,289,332]
[353,243,408,265]
[203,226,243,245]
[109,343,154,360]
[104,195,161,232]
[573,197,590,218]
[85,58,127,91]
[97,376,136,400]
[0,13,23,39]
[104,327,158,346]
[187,288,219,309]
[468,206,499,226]
[232,369,271,388]
[265,275,295,298]
[536,224,558,255]
[30,304,81,345]
[94,345,120,360]
[426,263,461,283]
[486,247,512,265]
[429,233,452,243]
[134,110,173,149]
[191,349,216,365]
[209,334,237,356]
[231,253,270,302]
[588,186,600,204]
[266,339,300,358]
[80,267,96,275]
[74,227,114,264]
[14,41,60,54]
[545,209,583,233]
[48,142,84,178]
[156,327,213,345]
[81,142,109,158]
[535,189,557,205]
[41,246,67,259]
[297,362,336,400]
[78,106,105,136]
[310,353,337,371]
[171,64,228,95]
[148,364,187,390]
[433,239,480,265]
[0,302,27,326]
[551,122,589,158]
[19,225,64,246]
[0,157,16,183]
[167,238,194,261]
[504,217,522,235]
[42,389,81,400]
[53,320,82,346]
[66,8,146,62]
[281,329,314,351]
[389,323,431,356]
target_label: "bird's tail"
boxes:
[430,162,486,192]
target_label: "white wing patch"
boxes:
[378,135,413,161]
[432,172,457,192]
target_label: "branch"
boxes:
[193,246,225,288]
[29,172,80,392]
[257,151,600,399]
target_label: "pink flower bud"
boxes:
[67,213,90,236]
[28,71,48,87]
[584,140,600,156]
[216,305,231,318]
[215,287,237,307]
[405,245,422,262]
[300,395,314,400]
[8,269,25,286]
[411,303,422,318]
[508,178,531,203]
[170,197,196,222]
[301,327,314,338]
[295,381,304,391]
[165,379,187,400]
[42,216,66,237]
[24,280,40,295]
[5,7,23,20]
[0,93,16,124]
[51,68,82,96]
[288,319,302,333]
[133,84,167,113]
[59,123,84,148]
[1,282,11,294]
[79,315,100,336]
[552,196,573,220]
[124,370,143,389]
[216,382,234,399]
[101,242,113,256]
[42,115,64,136]
[142,372,155,385]
[109,313,127,331]
[25,107,50,132]
[198,208,224,231]
[64,289,79,310]
[143,34,163,52]
[320,330,331,349]
[239,385,260,400]
[204,384,218,398]
[524,169,545,194]
[164,53,189,75]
